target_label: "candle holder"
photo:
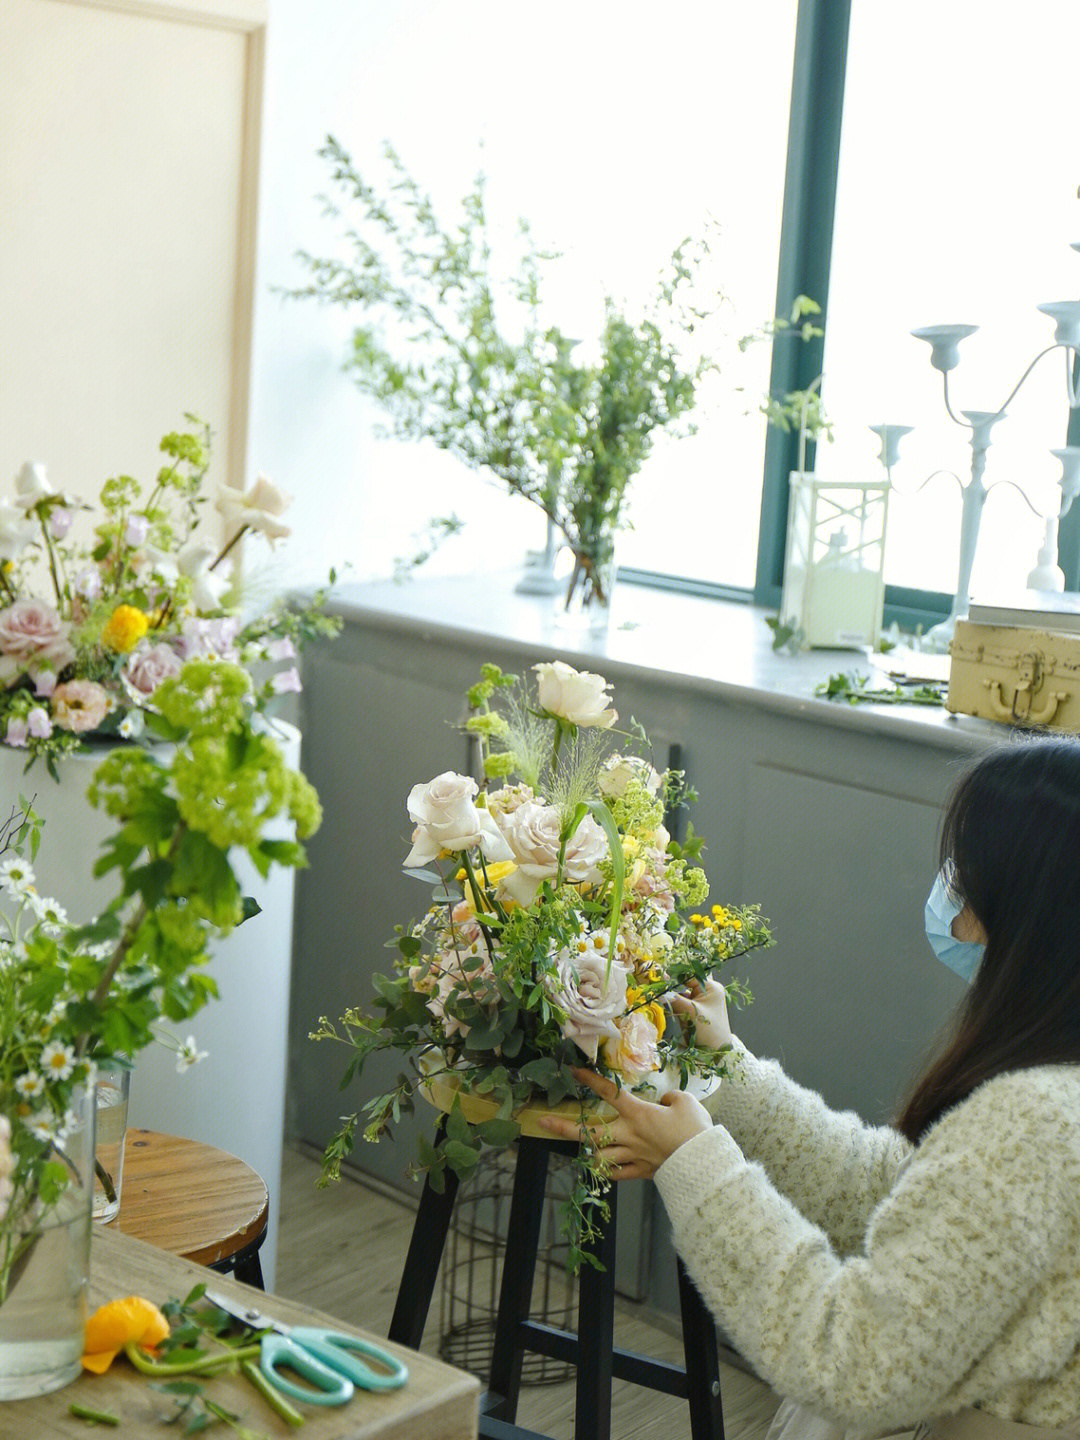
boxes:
[905,245,1080,650]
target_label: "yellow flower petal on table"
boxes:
[101,604,150,653]
[82,1295,170,1373]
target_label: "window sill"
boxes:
[319,570,1000,752]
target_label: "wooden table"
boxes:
[112,1129,269,1283]
[0,1227,480,1439]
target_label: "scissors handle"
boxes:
[261,1334,355,1407]
[290,1328,409,1392]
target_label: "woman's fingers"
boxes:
[569,1067,623,1106]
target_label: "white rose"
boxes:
[404,771,513,869]
[533,661,617,728]
[0,500,37,562]
[498,800,608,906]
[178,541,230,612]
[13,461,54,511]
[546,937,629,1062]
[216,473,293,545]
[597,755,662,798]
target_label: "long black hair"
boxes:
[896,734,1080,1142]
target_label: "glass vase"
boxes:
[93,1060,130,1224]
[553,541,616,635]
[0,1074,95,1401]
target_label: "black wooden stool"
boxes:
[389,1129,725,1440]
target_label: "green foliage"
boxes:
[290,137,722,568]
[815,671,945,707]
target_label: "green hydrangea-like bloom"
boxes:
[286,770,323,840]
[668,859,709,908]
[153,660,253,737]
[609,782,664,839]
[465,713,511,739]
[483,751,518,779]
[172,733,289,850]
[88,750,170,819]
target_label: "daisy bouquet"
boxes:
[0,658,322,1304]
[0,417,339,776]
[313,659,771,1266]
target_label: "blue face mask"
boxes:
[924,864,985,983]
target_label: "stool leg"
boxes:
[388,1130,461,1350]
[485,1139,552,1422]
[574,1181,618,1440]
[678,1257,725,1440]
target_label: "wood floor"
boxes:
[275,1144,780,1440]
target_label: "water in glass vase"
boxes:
[92,1067,130,1223]
[0,1187,92,1400]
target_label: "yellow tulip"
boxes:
[82,1295,170,1373]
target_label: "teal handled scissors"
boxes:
[205,1290,409,1407]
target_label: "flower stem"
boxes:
[208,524,248,574]
[241,1358,305,1427]
[123,1340,262,1376]
[69,1402,121,1426]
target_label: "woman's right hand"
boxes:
[669,978,733,1050]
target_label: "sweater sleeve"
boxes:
[702,1040,911,1255]
[655,1068,1079,1431]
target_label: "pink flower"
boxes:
[49,507,74,540]
[177,616,240,661]
[0,600,75,685]
[74,568,102,601]
[265,637,296,662]
[5,717,27,748]
[51,679,113,734]
[270,667,302,695]
[124,515,150,547]
[122,642,183,699]
[33,668,58,698]
[603,1010,662,1081]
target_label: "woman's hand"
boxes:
[536,1068,712,1180]
[669,978,733,1051]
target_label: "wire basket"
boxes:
[438,1145,578,1385]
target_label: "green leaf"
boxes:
[478,1118,520,1147]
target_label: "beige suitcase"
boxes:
[947,619,1080,730]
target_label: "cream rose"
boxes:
[404,771,514,869]
[51,679,113,734]
[546,938,630,1062]
[216,474,293,545]
[604,1009,662,1080]
[598,754,662,798]
[533,661,617,728]
[497,801,608,905]
[0,599,75,685]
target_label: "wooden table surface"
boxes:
[112,1129,269,1267]
[0,1228,480,1440]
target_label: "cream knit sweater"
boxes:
[654,1041,1080,1431]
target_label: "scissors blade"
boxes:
[203,1289,286,1335]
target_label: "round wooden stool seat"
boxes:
[111,1129,269,1286]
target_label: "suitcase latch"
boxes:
[982,651,1069,725]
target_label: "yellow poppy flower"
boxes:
[82,1295,170,1373]
[101,604,150,654]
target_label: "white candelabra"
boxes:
[879,244,1080,651]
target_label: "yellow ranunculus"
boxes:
[101,604,150,654]
[82,1295,170,1373]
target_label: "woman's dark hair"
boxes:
[896,734,1080,1142]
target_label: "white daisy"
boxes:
[175,1035,209,1073]
[26,1109,57,1142]
[30,895,68,934]
[15,1071,44,1099]
[40,1040,75,1081]
[0,857,35,898]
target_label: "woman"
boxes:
[539,736,1080,1436]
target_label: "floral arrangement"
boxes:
[0,417,339,776]
[0,657,322,1305]
[313,659,771,1267]
[291,138,723,611]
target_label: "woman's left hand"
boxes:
[536,1068,713,1180]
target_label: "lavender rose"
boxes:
[546,937,630,1062]
[123,641,184,699]
[0,599,75,684]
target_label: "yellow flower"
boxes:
[101,604,150,653]
[82,1295,170,1373]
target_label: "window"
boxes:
[309,0,798,589]
[785,0,1080,618]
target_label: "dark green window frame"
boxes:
[625,0,1079,626]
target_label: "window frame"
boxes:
[628,0,1079,626]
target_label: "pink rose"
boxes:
[122,642,183,699]
[51,679,113,734]
[603,1010,662,1080]
[0,600,75,685]
[546,937,629,1062]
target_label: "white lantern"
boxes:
[780,473,890,649]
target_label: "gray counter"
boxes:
[290,571,1005,1315]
